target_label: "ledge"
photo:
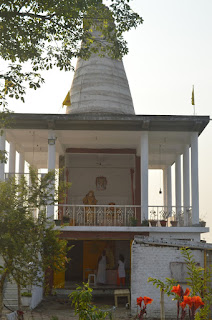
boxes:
[54,226,209,233]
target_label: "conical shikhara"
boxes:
[65,5,135,115]
[66,54,135,115]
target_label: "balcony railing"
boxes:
[55,204,193,227]
[56,204,139,227]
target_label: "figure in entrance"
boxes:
[117,254,126,286]
[97,250,107,284]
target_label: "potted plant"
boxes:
[159,211,168,227]
[54,219,61,226]
[199,219,206,227]
[149,210,157,227]
[130,216,138,226]
[141,219,149,227]
[63,215,70,224]
[170,214,178,227]
[21,291,32,307]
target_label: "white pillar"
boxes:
[140,132,149,221]
[163,167,168,208]
[191,132,199,225]
[167,165,172,216]
[9,141,16,174]
[19,152,25,174]
[183,145,190,226]
[0,133,6,181]
[47,130,56,219]
[175,155,181,219]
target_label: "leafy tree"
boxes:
[0,168,70,318]
[0,0,143,106]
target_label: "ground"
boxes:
[3,295,133,320]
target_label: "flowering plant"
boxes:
[171,284,204,320]
[136,296,153,319]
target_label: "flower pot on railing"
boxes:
[54,219,61,226]
[149,220,157,227]
[170,220,178,227]
[160,220,167,227]
[129,217,138,226]
[141,219,149,227]
[199,220,206,227]
[63,216,70,224]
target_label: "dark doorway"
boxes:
[65,240,83,281]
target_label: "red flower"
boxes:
[183,296,192,308]
[171,284,182,296]
[184,288,190,296]
[182,295,204,311]
[143,296,153,305]
[137,297,143,307]
[180,301,187,310]
[191,296,204,310]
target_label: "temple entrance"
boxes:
[54,240,131,288]
[65,240,83,281]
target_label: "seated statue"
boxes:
[83,190,97,206]
[83,191,97,225]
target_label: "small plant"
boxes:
[149,210,157,220]
[130,216,138,226]
[148,277,177,319]
[69,283,112,319]
[136,296,153,319]
[21,292,32,297]
[141,219,149,226]
[160,211,168,221]
[51,317,59,320]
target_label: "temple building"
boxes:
[1,38,212,317]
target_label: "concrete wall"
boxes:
[66,153,135,205]
[30,285,43,310]
[131,239,204,319]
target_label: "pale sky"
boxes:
[4,0,212,241]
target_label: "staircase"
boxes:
[3,281,18,311]
[0,256,18,311]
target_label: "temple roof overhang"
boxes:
[5,113,209,169]
[6,113,209,134]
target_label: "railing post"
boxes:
[94,206,96,226]
[73,206,75,226]
[84,206,86,226]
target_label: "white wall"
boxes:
[66,153,135,205]
[131,240,204,318]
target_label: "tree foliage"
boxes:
[0,168,70,315]
[0,0,143,106]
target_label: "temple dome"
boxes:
[66,53,135,115]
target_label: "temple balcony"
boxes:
[54,204,205,228]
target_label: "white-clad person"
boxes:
[117,254,126,286]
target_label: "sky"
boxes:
[4,0,212,241]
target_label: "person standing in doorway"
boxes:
[117,254,126,286]
[97,250,107,284]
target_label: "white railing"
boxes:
[55,204,139,227]
[148,206,192,226]
[55,204,193,227]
